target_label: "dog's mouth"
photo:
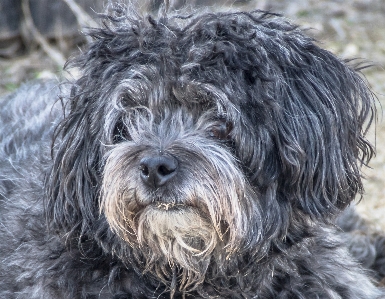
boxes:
[153,202,186,211]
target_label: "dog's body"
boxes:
[1,6,384,298]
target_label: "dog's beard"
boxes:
[102,184,221,292]
[100,136,258,292]
[136,205,218,290]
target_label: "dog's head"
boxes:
[47,6,375,292]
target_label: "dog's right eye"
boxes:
[113,120,130,143]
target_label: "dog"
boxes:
[1,4,384,298]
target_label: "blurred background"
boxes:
[0,0,384,227]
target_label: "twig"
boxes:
[62,0,98,28]
[21,0,66,67]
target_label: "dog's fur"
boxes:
[1,5,385,298]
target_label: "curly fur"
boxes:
[1,4,384,298]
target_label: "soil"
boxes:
[0,0,384,227]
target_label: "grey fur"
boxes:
[1,5,385,299]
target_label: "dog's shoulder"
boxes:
[0,80,64,159]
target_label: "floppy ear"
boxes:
[268,45,375,218]
[46,84,104,237]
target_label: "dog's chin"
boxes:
[105,199,221,290]
[140,204,221,290]
[137,203,218,256]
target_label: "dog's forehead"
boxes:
[110,12,296,116]
[115,65,235,115]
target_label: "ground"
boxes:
[0,0,384,228]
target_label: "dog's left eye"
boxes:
[208,120,233,140]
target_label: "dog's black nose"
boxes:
[139,155,178,188]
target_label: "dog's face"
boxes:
[47,7,375,291]
[100,105,255,287]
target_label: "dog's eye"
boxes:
[208,120,233,140]
[118,95,134,109]
[113,120,130,143]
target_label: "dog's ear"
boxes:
[258,44,375,219]
[46,86,104,237]
[47,28,120,235]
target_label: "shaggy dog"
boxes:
[1,5,384,298]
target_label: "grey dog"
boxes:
[1,4,384,299]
